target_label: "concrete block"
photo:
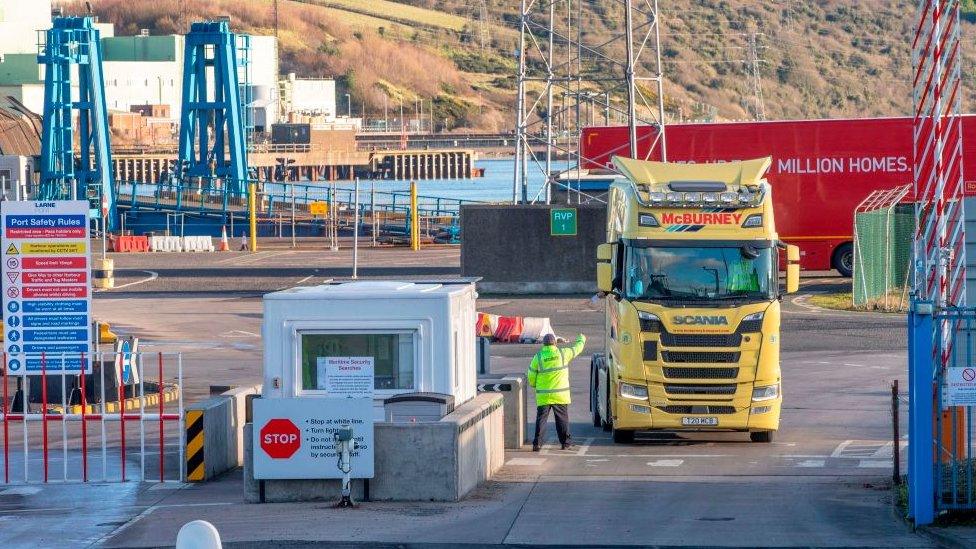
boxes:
[220,384,261,467]
[478,374,526,449]
[460,204,606,295]
[186,396,232,481]
[244,393,505,503]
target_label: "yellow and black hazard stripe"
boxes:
[186,410,205,481]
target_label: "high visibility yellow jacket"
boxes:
[528,334,586,406]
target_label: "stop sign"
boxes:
[259,418,301,459]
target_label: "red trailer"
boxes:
[580,117,976,275]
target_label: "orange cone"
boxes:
[219,225,229,251]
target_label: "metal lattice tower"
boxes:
[512,0,668,204]
[177,21,250,195]
[747,32,766,122]
[912,0,966,307]
[37,16,117,230]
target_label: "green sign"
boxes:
[550,208,578,236]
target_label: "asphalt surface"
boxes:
[0,246,935,547]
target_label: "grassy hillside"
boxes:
[64,0,976,131]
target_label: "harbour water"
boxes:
[328,157,571,204]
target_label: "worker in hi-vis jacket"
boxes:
[528,333,586,451]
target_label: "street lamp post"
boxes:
[345,93,351,118]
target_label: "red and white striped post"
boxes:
[912,0,966,308]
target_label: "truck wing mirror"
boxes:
[785,244,800,294]
[597,243,615,294]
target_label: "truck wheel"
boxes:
[750,431,774,443]
[602,389,612,432]
[832,243,854,278]
[612,427,635,444]
[591,383,602,427]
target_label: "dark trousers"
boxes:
[533,404,571,447]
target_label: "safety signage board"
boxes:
[1,201,92,375]
[316,356,374,397]
[945,367,976,407]
[309,201,329,216]
[550,208,577,236]
[253,397,374,479]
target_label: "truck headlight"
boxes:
[638,311,661,332]
[742,311,763,322]
[752,383,780,402]
[742,214,763,228]
[619,382,648,400]
[638,213,659,227]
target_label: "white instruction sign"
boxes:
[316,356,374,397]
[253,397,374,480]
[945,366,976,407]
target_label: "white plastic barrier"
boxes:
[149,235,183,252]
[182,236,215,252]
[520,317,555,343]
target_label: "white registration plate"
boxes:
[681,417,718,426]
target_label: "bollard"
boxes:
[92,258,114,289]
[176,520,222,549]
[410,181,420,251]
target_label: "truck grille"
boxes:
[661,351,740,363]
[738,319,763,333]
[665,384,737,395]
[663,367,739,379]
[640,318,662,332]
[657,405,737,415]
[660,331,741,347]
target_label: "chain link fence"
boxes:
[853,185,913,311]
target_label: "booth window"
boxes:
[300,332,414,392]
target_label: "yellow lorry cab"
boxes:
[591,156,799,443]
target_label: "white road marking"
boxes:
[0,487,40,496]
[646,459,684,467]
[858,460,891,468]
[574,437,594,456]
[507,458,547,466]
[97,270,158,291]
[219,330,259,338]
[796,459,826,468]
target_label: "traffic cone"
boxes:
[219,225,229,251]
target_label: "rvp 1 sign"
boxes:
[944,366,976,407]
[550,208,577,236]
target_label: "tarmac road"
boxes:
[0,248,928,547]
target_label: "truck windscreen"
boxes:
[624,245,775,302]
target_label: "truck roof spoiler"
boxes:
[611,156,771,208]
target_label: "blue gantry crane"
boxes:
[177,20,250,195]
[37,16,117,230]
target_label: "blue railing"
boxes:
[113,178,481,242]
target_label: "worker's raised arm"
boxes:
[527,353,539,388]
[561,333,587,362]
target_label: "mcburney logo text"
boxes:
[660,212,742,225]
[673,315,729,326]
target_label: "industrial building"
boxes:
[0,1,280,130]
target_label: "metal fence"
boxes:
[908,305,976,524]
[0,351,184,484]
[852,185,912,310]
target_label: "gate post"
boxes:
[908,300,935,526]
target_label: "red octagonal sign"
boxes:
[260,418,301,459]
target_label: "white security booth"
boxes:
[262,281,478,415]
[248,280,504,503]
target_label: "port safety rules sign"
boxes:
[1,201,92,375]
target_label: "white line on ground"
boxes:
[98,270,158,291]
[796,459,826,468]
[0,487,40,496]
[858,460,891,468]
[507,457,547,466]
[647,459,684,467]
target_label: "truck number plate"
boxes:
[682,417,718,426]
